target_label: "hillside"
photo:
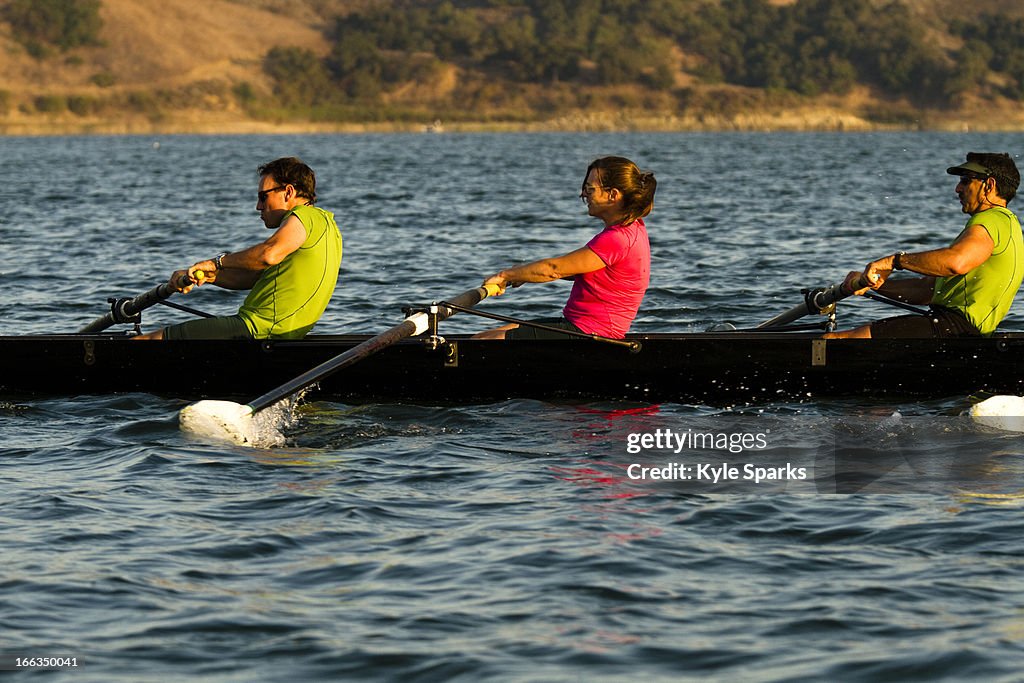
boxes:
[0,0,341,133]
[3,0,1024,134]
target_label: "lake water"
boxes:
[3,132,1024,681]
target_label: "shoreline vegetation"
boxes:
[5,0,1024,137]
[5,104,1023,137]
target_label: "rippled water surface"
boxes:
[3,132,1024,681]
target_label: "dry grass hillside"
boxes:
[3,0,1024,134]
[1,0,318,89]
[0,0,347,133]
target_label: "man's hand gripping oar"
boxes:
[757,273,873,330]
[77,272,204,334]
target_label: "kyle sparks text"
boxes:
[627,462,807,484]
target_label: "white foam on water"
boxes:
[179,397,302,447]
[967,395,1024,433]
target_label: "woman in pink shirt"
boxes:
[475,156,655,340]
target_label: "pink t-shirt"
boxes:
[562,219,650,338]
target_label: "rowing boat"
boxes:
[6,277,1022,407]
[4,331,1023,403]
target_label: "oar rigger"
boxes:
[754,274,938,332]
[401,300,456,351]
[756,281,852,331]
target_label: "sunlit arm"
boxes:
[897,225,994,276]
[861,224,994,291]
[484,246,606,292]
[188,215,307,291]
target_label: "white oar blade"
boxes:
[968,395,1024,432]
[180,400,260,446]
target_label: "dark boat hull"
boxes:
[4,332,1024,404]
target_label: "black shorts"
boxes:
[162,315,254,340]
[505,317,583,340]
[870,307,981,338]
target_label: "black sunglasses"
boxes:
[257,185,288,202]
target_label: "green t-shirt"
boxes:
[932,206,1023,336]
[238,204,342,339]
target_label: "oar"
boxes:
[78,273,195,334]
[969,395,1024,432]
[757,275,870,329]
[179,284,501,445]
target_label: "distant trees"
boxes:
[675,0,951,103]
[952,14,1024,99]
[263,0,677,108]
[5,0,103,57]
[258,0,1024,115]
[263,47,336,105]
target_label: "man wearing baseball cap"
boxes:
[827,152,1023,338]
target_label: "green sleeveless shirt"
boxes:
[932,206,1023,336]
[238,204,342,339]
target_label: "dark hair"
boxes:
[968,152,1020,203]
[582,156,656,224]
[258,157,317,203]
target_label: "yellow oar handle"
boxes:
[176,270,205,288]
[483,283,502,297]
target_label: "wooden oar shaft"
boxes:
[77,278,186,334]
[247,285,497,414]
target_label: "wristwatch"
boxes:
[213,252,228,270]
[893,251,907,270]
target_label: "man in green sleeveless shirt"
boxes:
[827,152,1022,338]
[135,157,342,340]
